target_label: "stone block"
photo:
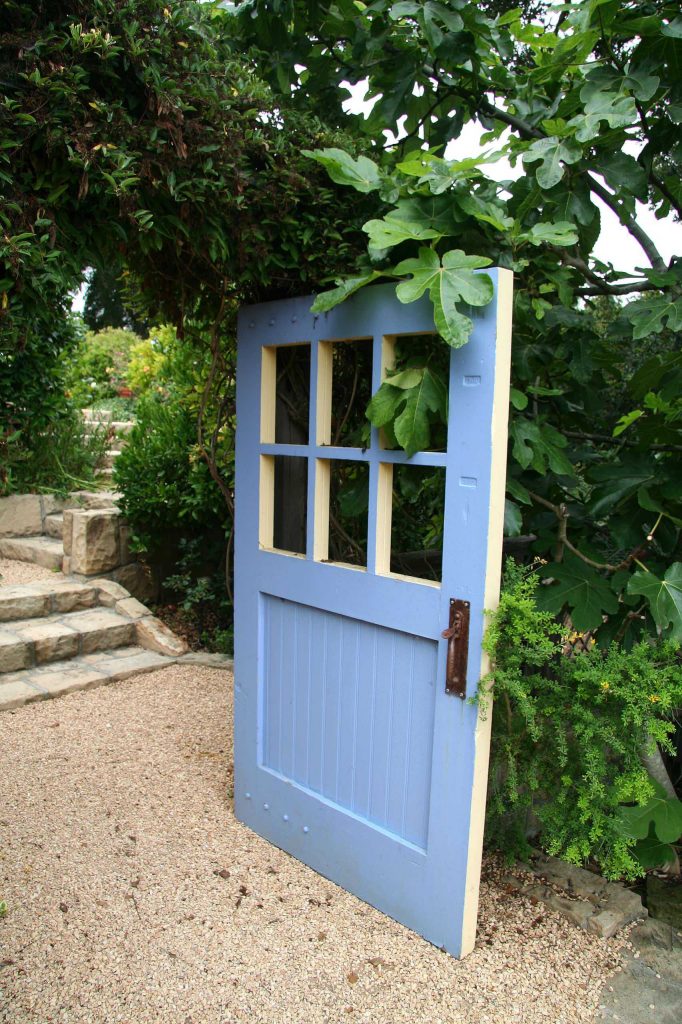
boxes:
[70,608,135,654]
[586,909,626,939]
[32,664,108,698]
[0,677,46,710]
[85,647,172,680]
[532,854,607,901]
[604,881,646,924]
[68,490,120,510]
[70,509,120,575]
[44,513,64,540]
[115,597,150,620]
[180,651,233,669]
[11,619,79,665]
[647,875,682,929]
[0,632,31,673]
[50,585,99,614]
[112,562,157,603]
[0,536,63,570]
[41,495,67,518]
[0,587,51,622]
[0,494,43,537]
[92,578,131,605]
[136,615,188,656]
[62,509,73,556]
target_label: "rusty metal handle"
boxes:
[441,598,470,699]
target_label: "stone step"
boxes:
[0,607,136,673]
[102,450,123,470]
[44,512,63,540]
[85,420,134,434]
[0,535,63,571]
[0,646,175,710]
[0,581,99,623]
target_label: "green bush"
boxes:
[1,310,110,495]
[479,560,682,880]
[64,326,141,406]
[113,329,233,649]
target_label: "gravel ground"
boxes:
[0,665,627,1024]
[0,558,57,586]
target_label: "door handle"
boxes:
[441,598,470,699]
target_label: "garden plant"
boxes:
[1,0,680,879]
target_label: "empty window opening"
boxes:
[389,464,445,582]
[272,456,308,555]
[330,338,373,448]
[275,344,310,445]
[325,460,370,568]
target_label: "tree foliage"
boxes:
[233,0,682,646]
[0,0,370,492]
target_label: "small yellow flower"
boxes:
[600,681,610,692]
[163,7,171,16]
[649,694,661,703]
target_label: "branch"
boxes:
[463,93,668,271]
[526,489,649,573]
[564,430,682,453]
[577,281,659,296]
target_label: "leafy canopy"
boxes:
[233,0,682,647]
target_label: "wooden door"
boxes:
[234,274,512,957]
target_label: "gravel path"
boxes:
[0,558,56,586]
[0,665,627,1024]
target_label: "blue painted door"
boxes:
[234,274,513,957]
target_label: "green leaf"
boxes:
[580,80,637,129]
[510,387,528,411]
[627,563,682,640]
[619,785,682,844]
[510,419,573,475]
[522,137,582,190]
[537,557,619,631]
[612,409,643,436]
[363,214,441,250]
[366,383,405,427]
[661,16,682,38]
[302,148,382,193]
[311,272,382,313]
[506,477,531,505]
[385,368,424,389]
[392,366,446,455]
[394,248,493,349]
[504,498,522,537]
[600,152,648,197]
[633,835,678,869]
[525,221,579,246]
[588,457,656,517]
[625,295,682,340]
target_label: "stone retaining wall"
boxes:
[0,494,65,537]
[63,508,156,603]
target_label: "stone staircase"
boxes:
[0,490,154,600]
[83,407,135,483]
[0,577,187,711]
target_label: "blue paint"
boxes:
[234,278,510,956]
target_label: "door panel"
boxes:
[261,596,437,848]
[234,276,513,957]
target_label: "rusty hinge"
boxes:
[441,598,470,699]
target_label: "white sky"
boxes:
[343,80,680,277]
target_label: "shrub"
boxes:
[479,560,682,880]
[113,328,234,649]
[64,326,141,406]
